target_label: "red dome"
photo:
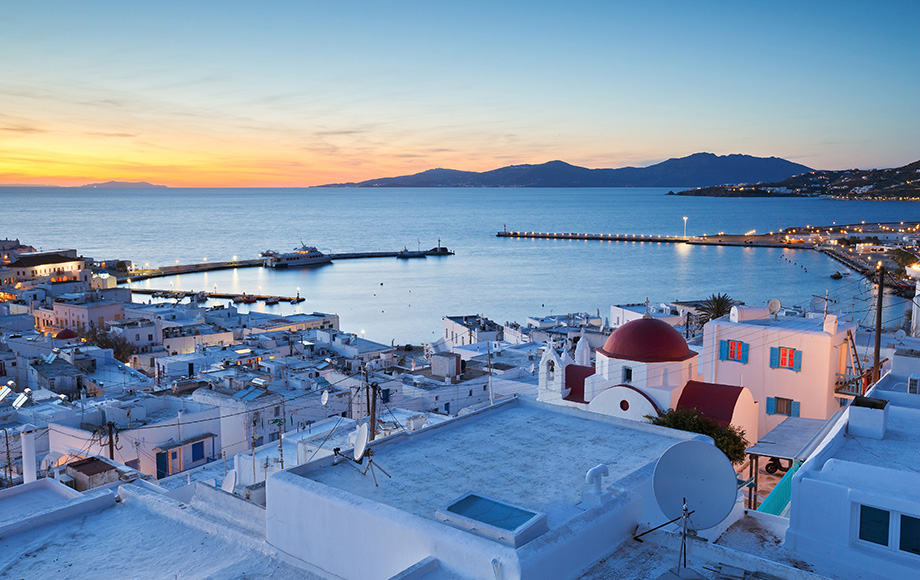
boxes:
[55,329,78,340]
[597,318,696,363]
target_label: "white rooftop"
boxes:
[296,399,693,530]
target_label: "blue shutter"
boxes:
[740,342,750,364]
[791,401,801,417]
[719,340,728,361]
[766,397,777,415]
[769,347,780,369]
[792,350,803,372]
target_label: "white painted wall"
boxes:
[704,318,851,439]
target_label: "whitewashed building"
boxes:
[703,307,855,438]
[786,349,920,578]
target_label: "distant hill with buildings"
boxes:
[320,153,812,188]
[672,159,920,199]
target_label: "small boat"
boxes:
[243,295,257,304]
[397,246,426,259]
[192,291,208,302]
[290,293,305,304]
[265,297,280,305]
[232,294,247,304]
[830,271,843,280]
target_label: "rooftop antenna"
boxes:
[634,440,738,576]
[811,290,837,320]
[332,422,392,487]
[767,298,782,320]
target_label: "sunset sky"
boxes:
[2,2,918,187]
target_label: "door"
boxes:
[169,450,180,474]
[155,452,168,479]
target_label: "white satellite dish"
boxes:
[895,329,907,340]
[653,440,737,530]
[767,298,782,315]
[353,422,369,462]
[221,469,237,493]
[321,390,329,406]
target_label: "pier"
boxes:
[130,288,300,304]
[496,229,790,248]
[116,246,453,283]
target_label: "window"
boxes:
[779,347,795,368]
[273,405,280,417]
[719,340,749,363]
[902,515,920,555]
[191,441,205,462]
[766,397,800,417]
[859,505,890,546]
[770,347,802,371]
[728,340,743,360]
[775,397,793,416]
[622,366,632,383]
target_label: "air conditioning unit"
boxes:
[908,375,920,395]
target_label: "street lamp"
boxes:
[682,216,688,238]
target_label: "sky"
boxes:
[1,1,918,186]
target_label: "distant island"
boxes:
[319,153,812,188]
[671,159,920,199]
[77,180,168,189]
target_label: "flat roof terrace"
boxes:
[295,399,693,530]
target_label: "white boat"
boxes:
[262,244,332,269]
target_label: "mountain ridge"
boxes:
[319,153,813,188]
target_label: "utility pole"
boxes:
[106,421,115,460]
[251,432,257,483]
[487,341,494,406]
[1,428,12,487]
[272,418,285,469]
[368,382,378,442]
[685,312,691,339]
[873,264,885,383]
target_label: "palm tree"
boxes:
[697,293,734,325]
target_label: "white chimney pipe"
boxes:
[20,425,37,483]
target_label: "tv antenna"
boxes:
[332,422,391,487]
[634,440,738,576]
[811,290,837,319]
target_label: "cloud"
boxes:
[0,124,45,133]
[85,131,136,138]
[314,129,366,136]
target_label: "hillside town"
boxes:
[0,238,919,578]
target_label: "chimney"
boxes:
[823,314,838,334]
[20,424,37,483]
[848,396,888,439]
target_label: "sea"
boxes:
[1,186,914,344]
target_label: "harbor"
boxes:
[498,221,920,297]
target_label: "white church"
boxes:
[538,314,759,440]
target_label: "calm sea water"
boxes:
[1,187,912,343]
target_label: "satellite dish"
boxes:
[353,423,369,461]
[895,329,907,340]
[767,298,782,315]
[653,440,737,530]
[321,390,329,406]
[221,469,237,493]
